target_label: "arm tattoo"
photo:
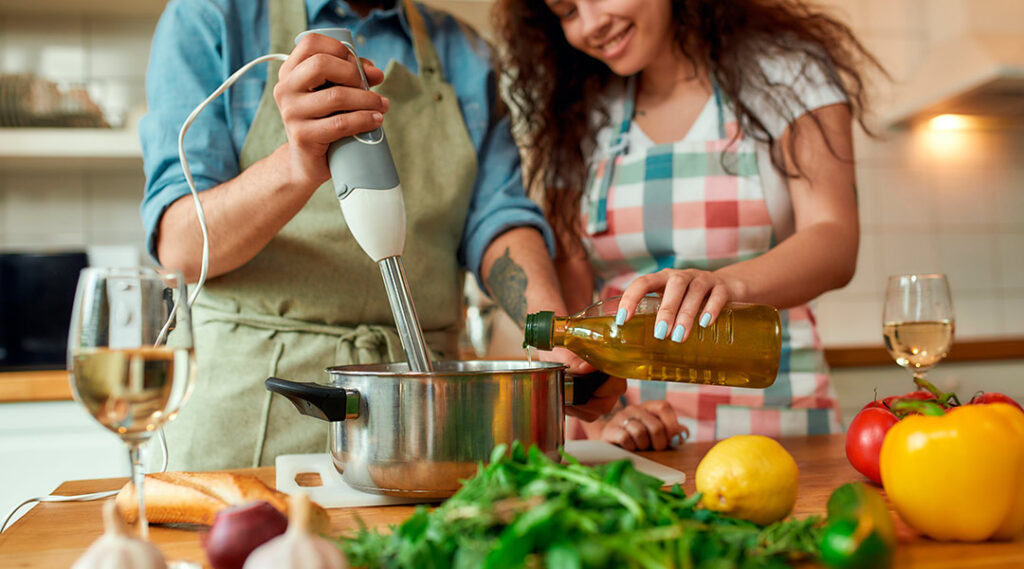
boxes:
[486,247,529,328]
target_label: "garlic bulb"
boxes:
[243,493,346,569]
[72,500,168,569]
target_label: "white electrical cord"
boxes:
[1,52,290,534]
[177,52,290,306]
[0,429,168,533]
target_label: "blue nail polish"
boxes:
[654,320,668,340]
[615,308,627,326]
[671,324,685,343]
[670,434,682,448]
[700,312,712,327]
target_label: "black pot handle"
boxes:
[566,371,611,406]
[265,377,359,422]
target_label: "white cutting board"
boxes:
[275,440,687,509]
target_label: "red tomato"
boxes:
[969,392,1024,413]
[845,406,900,485]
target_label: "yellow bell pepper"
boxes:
[879,402,1024,542]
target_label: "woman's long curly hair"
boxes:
[492,0,883,256]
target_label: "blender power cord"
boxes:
[0,429,169,533]
[1,53,289,534]
[175,52,289,307]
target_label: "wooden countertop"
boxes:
[0,370,71,402]
[3,336,1023,404]
[1,434,1022,568]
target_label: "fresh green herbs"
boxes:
[336,443,824,569]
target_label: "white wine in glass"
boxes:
[882,274,954,385]
[67,267,196,539]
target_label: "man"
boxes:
[140,0,621,469]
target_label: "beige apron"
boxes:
[164,0,478,470]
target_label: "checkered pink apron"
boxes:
[570,77,842,442]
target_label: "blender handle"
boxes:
[265,377,360,422]
[565,371,611,406]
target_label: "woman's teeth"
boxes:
[599,26,632,54]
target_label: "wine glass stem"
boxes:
[128,442,148,540]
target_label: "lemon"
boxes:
[694,435,799,525]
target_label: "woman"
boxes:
[495,0,883,449]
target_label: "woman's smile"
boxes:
[594,23,635,61]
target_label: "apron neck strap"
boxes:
[608,75,638,153]
[710,75,727,140]
[401,0,443,81]
[621,72,729,141]
[270,0,308,54]
[269,0,441,83]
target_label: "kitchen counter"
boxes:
[1,434,1022,568]
[4,336,1022,404]
[0,370,72,403]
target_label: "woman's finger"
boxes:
[673,277,711,342]
[655,270,692,342]
[642,399,684,442]
[615,272,669,327]
[696,284,730,328]
[602,412,637,451]
[632,409,671,450]
[618,412,653,450]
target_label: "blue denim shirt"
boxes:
[139,0,553,283]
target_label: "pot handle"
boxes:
[565,371,611,406]
[265,377,360,422]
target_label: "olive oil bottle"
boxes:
[524,295,781,388]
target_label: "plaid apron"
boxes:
[572,76,842,442]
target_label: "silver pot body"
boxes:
[319,360,566,497]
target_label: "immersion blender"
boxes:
[297,28,433,372]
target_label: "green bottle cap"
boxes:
[523,311,555,350]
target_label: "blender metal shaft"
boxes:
[378,255,433,372]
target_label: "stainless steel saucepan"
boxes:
[265,360,604,498]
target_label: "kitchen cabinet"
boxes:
[0,0,156,173]
[0,400,127,528]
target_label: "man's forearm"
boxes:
[481,226,566,328]
[155,144,318,281]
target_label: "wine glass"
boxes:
[67,267,196,538]
[882,274,954,389]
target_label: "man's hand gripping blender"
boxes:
[302,28,433,373]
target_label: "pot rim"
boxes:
[324,359,565,377]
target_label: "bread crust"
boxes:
[115,471,330,533]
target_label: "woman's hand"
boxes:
[601,401,687,451]
[273,32,389,192]
[616,268,738,343]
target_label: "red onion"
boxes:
[203,501,288,569]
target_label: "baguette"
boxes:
[115,471,330,534]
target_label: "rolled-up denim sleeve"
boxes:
[458,112,555,287]
[139,0,245,262]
